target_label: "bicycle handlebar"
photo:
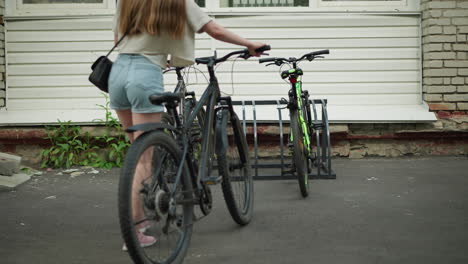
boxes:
[195,45,271,66]
[259,49,329,66]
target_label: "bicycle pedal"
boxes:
[202,176,222,185]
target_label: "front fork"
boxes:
[287,80,312,158]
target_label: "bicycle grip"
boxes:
[255,45,271,53]
[311,49,329,56]
[259,57,276,63]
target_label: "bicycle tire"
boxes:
[216,109,254,225]
[118,131,194,264]
[290,109,309,197]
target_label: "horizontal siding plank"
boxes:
[8,98,107,110]
[7,38,419,53]
[8,48,419,64]
[229,94,421,105]
[8,87,104,98]
[8,60,420,75]
[182,83,421,96]
[7,31,209,42]
[7,94,420,110]
[8,40,212,52]
[0,105,437,125]
[8,83,420,99]
[217,15,419,28]
[222,27,419,39]
[211,48,420,59]
[7,15,418,31]
[8,71,419,87]
[8,31,115,42]
[201,59,420,73]
[7,49,214,64]
[8,27,416,42]
[7,18,113,31]
[233,104,435,123]
[213,38,419,49]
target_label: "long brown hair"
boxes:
[118,0,186,39]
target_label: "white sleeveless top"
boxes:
[113,0,212,68]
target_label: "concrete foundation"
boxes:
[1,119,467,167]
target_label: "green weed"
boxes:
[40,94,130,169]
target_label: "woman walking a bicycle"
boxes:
[109,0,267,250]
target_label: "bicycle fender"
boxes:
[125,122,176,133]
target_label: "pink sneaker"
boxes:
[122,232,157,251]
[138,221,152,233]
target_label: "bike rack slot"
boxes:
[231,99,336,180]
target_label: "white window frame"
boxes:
[320,0,406,7]
[318,0,419,12]
[6,0,116,17]
[207,0,419,14]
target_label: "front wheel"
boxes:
[118,131,193,264]
[290,109,309,197]
[216,109,254,225]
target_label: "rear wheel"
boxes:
[290,109,309,197]
[118,131,193,264]
[217,109,254,225]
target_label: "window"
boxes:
[318,0,411,10]
[22,0,102,3]
[7,0,114,16]
[322,0,399,1]
[220,0,308,7]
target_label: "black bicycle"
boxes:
[118,45,270,264]
[259,49,329,197]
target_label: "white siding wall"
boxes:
[2,14,435,125]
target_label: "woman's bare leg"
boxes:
[115,110,162,226]
[130,112,162,224]
[115,110,134,142]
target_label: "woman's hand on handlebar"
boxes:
[247,42,269,56]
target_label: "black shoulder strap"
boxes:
[106,0,127,57]
[105,33,127,57]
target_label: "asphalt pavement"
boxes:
[1,156,468,264]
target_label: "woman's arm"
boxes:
[201,21,266,56]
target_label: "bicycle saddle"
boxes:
[149,92,183,106]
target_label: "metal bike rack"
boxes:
[231,99,336,180]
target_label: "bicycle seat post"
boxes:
[175,68,183,81]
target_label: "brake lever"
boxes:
[239,53,250,60]
[265,63,276,67]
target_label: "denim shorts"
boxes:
[108,54,165,113]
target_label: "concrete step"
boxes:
[0,152,22,176]
[0,173,31,189]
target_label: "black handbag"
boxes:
[89,34,127,93]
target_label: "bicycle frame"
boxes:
[166,64,241,197]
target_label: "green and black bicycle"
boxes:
[259,49,329,197]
